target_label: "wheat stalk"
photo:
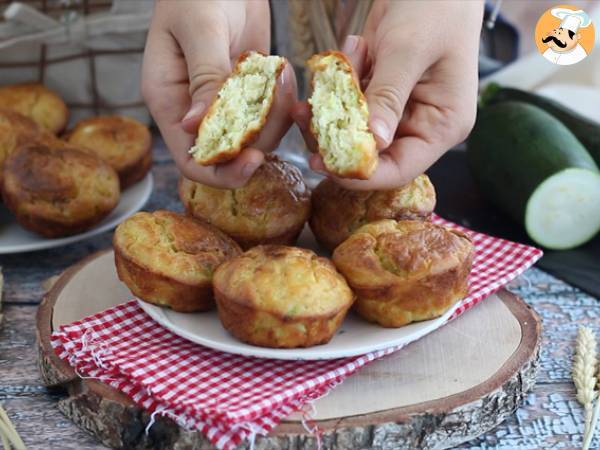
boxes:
[573,326,599,449]
[583,390,600,450]
[0,404,26,450]
[573,326,598,436]
[0,270,27,449]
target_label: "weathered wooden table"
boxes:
[0,138,598,450]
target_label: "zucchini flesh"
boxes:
[468,101,600,249]
[526,168,600,250]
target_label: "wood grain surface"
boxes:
[0,138,598,449]
[35,245,540,449]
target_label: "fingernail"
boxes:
[342,35,359,54]
[182,102,206,122]
[242,162,259,178]
[370,118,392,145]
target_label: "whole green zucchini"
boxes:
[480,83,600,165]
[467,101,600,250]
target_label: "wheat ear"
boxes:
[573,326,598,439]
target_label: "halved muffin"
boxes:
[179,155,310,249]
[114,210,241,312]
[310,175,436,251]
[66,116,152,189]
[1,142,120,237]
[307,51,377,179]
[333,220,473,328]
[189,51,286,165]
[213,245,354,348]
[0,83,68,134]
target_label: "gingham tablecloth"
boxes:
[51,216,543,450]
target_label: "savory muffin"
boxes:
[213,245,354,348]
[114,210,241,312]
[0,109,47,185]
[333,220,473,328]
[190,51,286,165]
[1,143,120,237]
[0,83,68,134]
[307,51,377,179]
[66,116,152,189]
[310,175,436,251]
[179,155,310,249]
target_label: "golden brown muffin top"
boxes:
[311,174,436,244]
[214,245,353,318]
[0,83,68,134]
[0,108,41,133]
[2,143,119,224]
[114,211,241,285]
[66,116,151,171]
[0,109,43,168]
[180,155,310,239]
[333,220,473,288]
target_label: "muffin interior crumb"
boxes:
[308,54,374,172]
[190,52,284,163]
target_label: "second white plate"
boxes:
[0,173,153,254]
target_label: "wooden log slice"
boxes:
[37,250,541,450]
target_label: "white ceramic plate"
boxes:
[138,300,457,360]
[0,173,153,254]
[136,226,460,360]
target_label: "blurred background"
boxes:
[0,0,599,294]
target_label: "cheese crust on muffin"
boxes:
[1,143,120,237]
[0,83,68,134]
[66,116,152,189]
[333,220,473,328]
[179,155,310,249]
[307,51,377,179]
[310,175,436,251]
[114,210,241,312]
[189,51,286,165]
[213,245,354,348]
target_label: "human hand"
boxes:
[142,0,297,188]
[292,0,483,190]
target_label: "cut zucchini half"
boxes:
[525,168,600,250]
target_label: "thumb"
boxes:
[365,47,423,149]
[173,24,232,133]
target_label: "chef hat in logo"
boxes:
[551,8,591,33]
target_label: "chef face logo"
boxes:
[542,27,579,52]
[535,5,595,66]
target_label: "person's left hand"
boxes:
[292,0,483,190]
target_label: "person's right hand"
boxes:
[292,0,482,190]
[142,0,297,188]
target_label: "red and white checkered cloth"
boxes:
[52,216,542,450]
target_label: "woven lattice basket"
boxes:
[288,0,372,86]
[0,0,152,125]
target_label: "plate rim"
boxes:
[0,172,153,254]
[137,297,458,361]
